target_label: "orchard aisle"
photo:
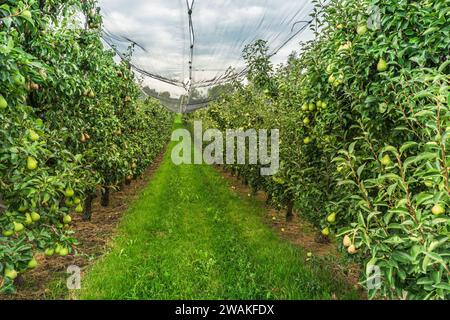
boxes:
[79,121,358,300]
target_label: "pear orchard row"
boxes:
[0,0,172,292]
[194,0,450,300]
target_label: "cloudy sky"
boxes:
[99,0,316,96]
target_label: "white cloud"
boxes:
[99,0,316,96]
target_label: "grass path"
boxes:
[79,120,359,300]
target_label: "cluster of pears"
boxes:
[343,234,357,254]
[63,187,83,214]
[327,19,387,88]
[321,212,337,237]
[44,243,69,257]
[88,9,100,29]
[300,100,328,145]
[83,88,95,98]
[325,62,344,88]
[328,73,344,88]
[301,100,328,115]
[26,81,40,91]
[2,203,43,236]
[3,247,70,282]
[338,41,352,52]
[25,130,41,170]
[80,132,91,143]
[24,211,41,225]
[2,221,25,237]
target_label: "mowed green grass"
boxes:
[79,119,359,300]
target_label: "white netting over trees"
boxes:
[99,0,317,111]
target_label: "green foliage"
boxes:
[0,0,172,292]
[242,40,276,95]
[195,0,450,299]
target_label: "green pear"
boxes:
[28,258,38,269]
[31,212,41,222]
[343,235,352,247]
[2,230,14,237]
[63,215,72,224]
[27,156,38,170]
[25,213,33,225]
[22,10,32,19]
[44,248,55,256]
[64,187,75,198]
[347,245,357,254]
[75,204,83,213]
[377,58,388,72]
[380,154,392,166]
[13,222,24,232]
[0,95,7,109]
[424,180,433,187]
[54,244,62,254]
[327,212,337,224]
[431,204,445,216]
[357,24,367,35]
[4,268,18,280]
[328,74,336,84]
[59,247,69,256]
[29,129,39,141]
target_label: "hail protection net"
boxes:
[99,0,316,112]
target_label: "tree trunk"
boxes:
[82,193,95,221]
[101,187,109,207]
[266,192,272,205]
[286,201,294,221]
